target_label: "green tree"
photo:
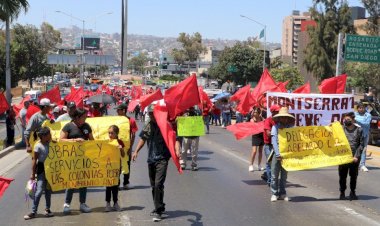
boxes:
[128,53,148,74]
[208,41,263,84]
[270,66,304,90]
[171,48,186,74]
[0,0,29,103]
[361,0,380,35]
[345,62,380,91]
[303,0,354,82]
[176,32,207,72]
[0,31,6,89]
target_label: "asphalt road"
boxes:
[1,119,380,226]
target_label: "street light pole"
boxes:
[240,15,267,72]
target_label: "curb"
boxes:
[0,145,16,158]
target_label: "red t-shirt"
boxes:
[263,117,275,144]
[129,117,138,134]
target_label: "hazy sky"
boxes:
[12,0,364,43]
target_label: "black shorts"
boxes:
[252,133,264,146]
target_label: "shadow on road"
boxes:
[128,185,151,190]
[287,183,307,188]
[291,195,379,202]
[165,210,203,226]
[198,151,214,155]
[367,166,380,170]
[196,167,218,172]
[123,205,145,211]
[242,180,267,186]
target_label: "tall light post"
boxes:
[56,10,85,86]
[90,12,113,33]
[240,15,267,72]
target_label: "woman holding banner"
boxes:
[60,108,94,214]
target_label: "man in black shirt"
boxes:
[132,105,171,222]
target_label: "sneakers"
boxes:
[44,209,54,217]
[113,203,121,211]
[361,166,369,172]
[63,203,71,215]
[249,165,254,172]
[151,212,163,222]
[180,164,186,170]
[271,195,278,202]
[105,202,112,212]
[191,166,198,171]
[349,191,358,201]
[80,203,92,213]
[24,212,36,220]
[279,194,291,201]
[258,165,264,171]
[340,192,346,200]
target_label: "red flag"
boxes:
[251,69,281,102]
[38,85,61,104]
[65,86,85,108]
[230,84,255,115]
[164,75,200,120]
[131,86,143,100]
[318,74,347,94]
[293,82,311,94]
[0,93,10,115]
[198,87,212,109]
[13,95,31,117]
[226,121,264,140]
[276,81,289,92]
[26,105,41,124]
[0,177,14,199]
[140,89,163,111]
[127,99,139,112]
[153,105,182,174]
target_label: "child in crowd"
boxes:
[106,125,125,212]
[24,127,54,220]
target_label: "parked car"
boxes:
[366,102,380,146]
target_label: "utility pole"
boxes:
[121,0,128,74]
[335,33,344,76]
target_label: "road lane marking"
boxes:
[0,152,29,176]
[117,213,131,226]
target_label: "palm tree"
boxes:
[0,0,29,103]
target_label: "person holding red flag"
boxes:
[5,107,16,147]
[132,105,172,222]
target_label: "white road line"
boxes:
[220,148,250,164]
[340,205,380,226]
[118,213,131,226]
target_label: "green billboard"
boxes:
[345,34,380,63]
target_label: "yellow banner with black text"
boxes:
[279,122,353,171]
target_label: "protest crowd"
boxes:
[0,69,375,222]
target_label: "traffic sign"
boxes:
[228,65,238,73]
[344,34,380,63]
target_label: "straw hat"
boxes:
[273,107,294,119]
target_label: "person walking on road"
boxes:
[5,107,16,147]
[339,112,364,201]
[132,105,172,222]
[354,103,371,172]
[60,108,94,214]
[24,98,54,153]
[249,107,264,172]
[270,107,294,202]
[24,127,54,220]
[19,100,30,147]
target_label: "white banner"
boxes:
[266,92,354,126]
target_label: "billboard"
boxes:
[75,36,100,50]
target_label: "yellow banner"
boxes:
[30,116,131,174]
[279,121,353,171]
[44,140,121,191]
[177,116,205,137]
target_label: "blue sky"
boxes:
[13,0,363,43]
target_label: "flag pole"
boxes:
[263,26,266,72]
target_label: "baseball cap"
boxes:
[115,103,127,110]
[62,106,68,112]
[67,101,76,109]
[53,106,60,113]
[269,104,281,112]
[39,98,55,107]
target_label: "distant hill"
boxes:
[57,26,281,61]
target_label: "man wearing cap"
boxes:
[19,100,30,147]
[56,102,76,122]
[52,106,61,120]
[262,105,280,186]
[270,107,295,202]
[132,104,171,222]
[115,103,138,189]
[24,98,54,153]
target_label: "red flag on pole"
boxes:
[293,82,311,94]
[38,85,61,104]
[65,86,85,108]
[226,121,264,140]
[153,105,182,174]
[127,99,139,113]
[276,80,289,92]
[13,96,31,117]
[0,177,14,199]
[164,75,200,120]
[251,69,280,102]
[25,105,41,125]
[318,74,347,94]
[140,89,163,111]
[131,86,143,100]
[198,86,212,109]
[230,84,255,115]
[0,93,10,115]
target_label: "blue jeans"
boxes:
[360,136,369,167]
[203,115,210,132]
[271,156,288,196]
[236,112,244,123]
[263,144,272,185]
[65,187,87,204]
[32,172,51,213]
[222,112,231,127]
[212,114,221,125]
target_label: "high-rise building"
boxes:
[281,10,311,66]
